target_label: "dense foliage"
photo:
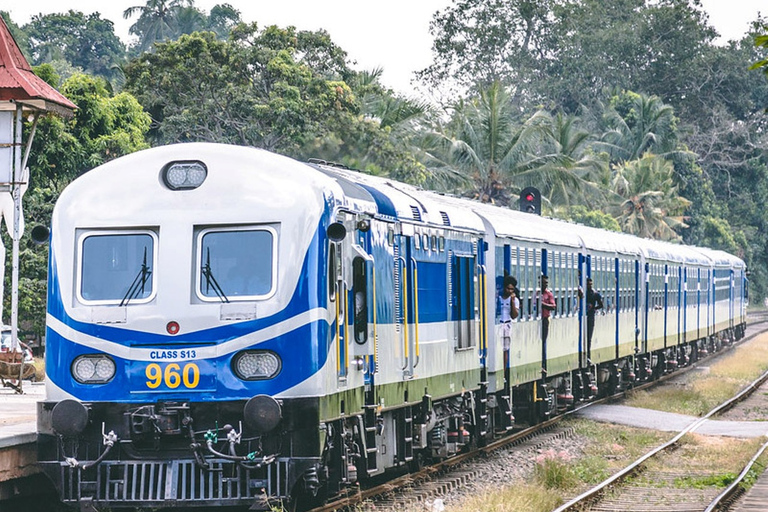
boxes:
[1,0,768,333]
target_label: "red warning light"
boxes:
[526,193,535,202]
[167,321,180,335]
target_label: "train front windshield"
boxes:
[79,232,155,304]
[198,227,275,300]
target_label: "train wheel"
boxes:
[287,484,323,512]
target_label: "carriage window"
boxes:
[197,227,275,301]
[79,232,156,304]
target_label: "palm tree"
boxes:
[420,82,606,209]
[123,0,195,52]
[517,112,609,207]
[594,90,682,164]
[174,6,207,37]
[610,154,690,241]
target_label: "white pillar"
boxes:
[11,104,21,355]
[0,110,12,326]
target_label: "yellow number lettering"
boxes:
[164,363,181,388]
[145,363,162,389]
[183,363,200,388]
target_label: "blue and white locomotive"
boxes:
[37,143,747,510]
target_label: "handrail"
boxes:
[480,265,487,354]
[411,257,420,368]
[335,281,341,375]
[372,265,378,373]
[343,290,349,374]
[396,255,409,370]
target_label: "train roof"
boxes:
[309,162,485,231]
[311,159,745,269]
[693,247,746,269]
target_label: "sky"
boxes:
[4,0,766,96]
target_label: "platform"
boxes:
[0,381,43,484]
[575,403,768,438]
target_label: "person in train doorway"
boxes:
[540,275,556,350]
[586,277,604,362]
[498,275,519,382]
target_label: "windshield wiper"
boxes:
[120,247,152,306]
[201,248,229,303]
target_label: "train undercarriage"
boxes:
[38,324,745,511]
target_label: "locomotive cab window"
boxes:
[196,227,276,301]
[78,231,157,305]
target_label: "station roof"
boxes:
[0,16,76,116]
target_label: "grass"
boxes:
[444,418,768,511]
[446,420,668,512]
[443,482,565,512]
[625,332,768,415]
[31,356,45,382]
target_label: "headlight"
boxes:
[162,161,207,190]
[233,351,281,380]
[72,355,116,384]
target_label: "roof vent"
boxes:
[410,205,422,221]
[440,211,451,226]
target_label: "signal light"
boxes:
[519,187,541,215]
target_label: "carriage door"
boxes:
[453,253,476,351]
[395,232,418,378]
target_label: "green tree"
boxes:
[123,0,195,53]
[593,90,680,164]
[0,12,32,62]
[610,154,690,240]
[419,0,555,99]
[124,25,356,153]
[24,11,125,81]
[749,24,768,79]
[207,4,242,39]
[557,205,621,231]
[419,82,606,208]
[300,67,430,183]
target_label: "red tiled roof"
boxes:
[0,16,76,115]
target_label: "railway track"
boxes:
[306,314,768,512]
[553,323,768,512]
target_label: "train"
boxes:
[36,143,747,511]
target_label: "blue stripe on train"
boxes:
[45,319,329,402]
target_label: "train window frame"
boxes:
[328,242,339,302]
[76,229,159,306]
[194,225,278,302]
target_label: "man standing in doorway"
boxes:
[540,275,556,346]
[586,277,603,361]
[498,275,519,378]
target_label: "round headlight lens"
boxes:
[163,161,207,190]
[72,355,116,384]
[233,351,281,380]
